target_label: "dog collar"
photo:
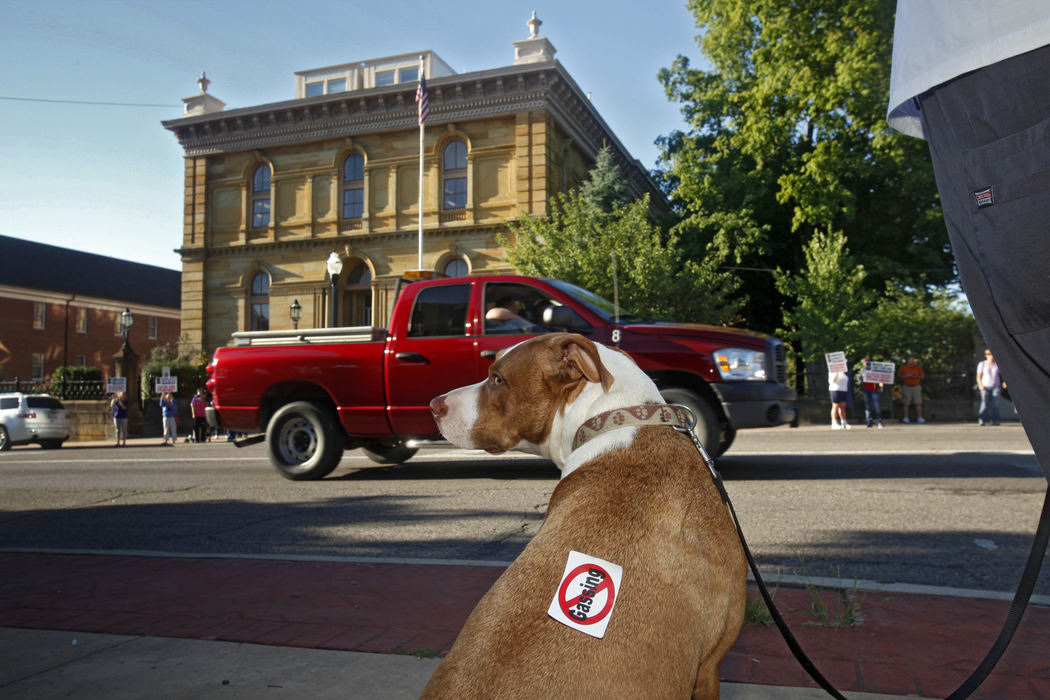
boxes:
[572,404,693,451]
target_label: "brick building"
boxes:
[0,235,181,384]
[162,13,663,355]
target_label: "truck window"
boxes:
[483,283,558,336]
[407,284,471,337]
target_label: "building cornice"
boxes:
[162,61,664,205]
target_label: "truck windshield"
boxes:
[544,279,645,324]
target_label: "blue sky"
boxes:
[0,1,703,272]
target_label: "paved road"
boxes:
[0,423,1046,596]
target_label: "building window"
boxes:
[443,258,468,277]
[75,355,86,366]
[33,302,45,329]
[251,165,271,229]
[114,314,123,335]
[31,353,44,382]
[443,140,467,210]
[375,69,395,86]
[249,272,270,331]
[149,316,158,339]
[400,67,419,83]
[327,78,346,93]
[342,153,365,219]
[305,82,324,97]
[75,307,87,333]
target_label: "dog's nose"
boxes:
[430,395,448,418]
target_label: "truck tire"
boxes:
[361,441,418,465]
[40,439,63,450]
[659,388,724,459]
[266,401,343,480]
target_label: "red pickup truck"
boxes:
[206,275,796,479]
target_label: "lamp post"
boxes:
[289,298,302,330]
[120,307,134,351]
[326,252,343,328]
[112,307,140,436]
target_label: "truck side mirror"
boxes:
[542,305,592,334]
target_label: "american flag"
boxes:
[416,74,429,125]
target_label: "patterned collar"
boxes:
[571,404,693,451]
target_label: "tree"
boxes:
[579,145,630,213]
[500,190,743,324]
[657,0,953,333]
[774,227,874,364]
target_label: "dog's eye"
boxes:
[489,374,504,387]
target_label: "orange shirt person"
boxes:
[898,357,925,424]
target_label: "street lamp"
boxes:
[289,298,302,330]
[120,307,134,349]
[326,252,343,328]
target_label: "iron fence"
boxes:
[0,378,107,400]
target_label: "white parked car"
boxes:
[0,393,71,450]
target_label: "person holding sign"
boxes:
[858,357,885,429]
[110,392,128,447]
[828,372,851,430]
[160,392,177,446]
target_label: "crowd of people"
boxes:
[827,351,1008,429]
[108,387,218,445]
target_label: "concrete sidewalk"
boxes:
[2,551,1049,698]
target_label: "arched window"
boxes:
[342,153,365,219]
[249,272,270,331]
[251,165,271,229]
[443,258,468,277]
[442,140,467,210]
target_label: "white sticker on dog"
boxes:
[547,550,623,639]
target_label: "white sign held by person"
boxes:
[155,377,178,394]
[106,377,127,395]
[862,361,895,384]
[825,352,848,374]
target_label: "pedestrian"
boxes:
[858,357,884,428]
[828,369,851,430]
[888,4,1050,477]
[977,349,1007,426]
[160,392,177,446]
[190,388,210,443]
[110,391,128,447]
[897,357,925,424]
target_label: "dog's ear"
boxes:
[558,335,614,392]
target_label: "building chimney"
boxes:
[513,11,557,65]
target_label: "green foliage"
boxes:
[140,336,209,399]
[854,285,977,380]
[775,228,874,362]
[658,0,952,332]
[500,190,744,324]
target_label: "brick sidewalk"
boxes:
[1,552,1048,698]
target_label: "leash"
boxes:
[579,403,1050,699]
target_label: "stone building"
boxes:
[162,14,662,353]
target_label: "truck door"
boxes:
[385,282,478,436]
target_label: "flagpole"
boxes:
[417,55,425,271]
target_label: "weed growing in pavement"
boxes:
[790,550,885,628]
[394,647,442,659]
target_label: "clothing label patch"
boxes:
[973,186,994,209]
[547,550,623,639]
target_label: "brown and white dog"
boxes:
[423,333,746,699]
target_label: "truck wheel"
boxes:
[40,439,64,450]
[361,441,418,465]
[659,388,724,459]
[0,427,10,451]
[266,401,343,480]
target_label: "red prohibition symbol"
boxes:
[557,563,616,625]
